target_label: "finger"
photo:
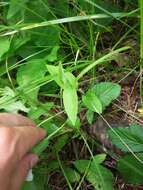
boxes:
[15,126,46,159]
[11,153,39,190]
[0,113,36,127]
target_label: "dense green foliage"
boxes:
[0,0,142,189]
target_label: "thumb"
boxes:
[11,154,39,190]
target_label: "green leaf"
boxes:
[63,167,80,183]
[74,154,113,190]
[32,26,60,48]
[32,138,49,156]
[83,90,102,114]
[74,154,106,171]
[63,72,77,89]
[86,110,94,124]
[0,37,10,60]
[17,59,47,86]
[117,153,143,184]
[7,0,28,19]
[0,87,29,113]
[47,64,78,125]
[108,124,143,152]
[92,82,121,109]
[45,46,59,62]
[17,59,47,99]
[63,88,78,125]
[47,64,77,89]
[47,160,60,173]
[42,122,59,135]
[28,102,54,121]
[9,35,31,54]
[4,100,29,113]
[78,0,120,32]
[74,160,91,173]
[52,0,70,17]
[66,117,81,130]
[52,134,70,154]
[92,154,107,164]
[22,181,37,190]
[87,164,114,190]
[47,65,64,88]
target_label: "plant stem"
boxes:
[1,12,138,36]
[77,46,131,80]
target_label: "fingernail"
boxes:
[30,155,39,168]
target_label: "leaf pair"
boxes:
[47,64,78,125]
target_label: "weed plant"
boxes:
[0,0,142,189]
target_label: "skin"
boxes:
[0,113,46,190]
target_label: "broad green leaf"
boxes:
[42,122,59,135]
[52,134,70,154]
[108,124,143,152]
[7,0,28,19]
[74,155,113,190]
[67,117,81,130]
[52,0,71,17]
[0,87,29,113]
[78,0,120,32]
[47,64,77,89]
[63,72,77,89]
[0,37,10,59]
[47,65,64,88]
[87,164,114,190]
[59,63,66,87]
[9,35,31,55]
[92,82,121,109]
[63,167,80,183]
[24,0,50,23]
[28,102,54,121]
[32,26,60,48]
[82,90,102,114]
[63,88,78,125]
[47,64,78,125]
[4,101,29,113]
[45,46,59,62]
[86,110,94,124]
[32,138,49,156]
[117,153,143,184]
[17,59,47,99]
[92,154,107,164]
[20,24,60,60]
[74,154,106,171]
[22,181,37,190]
[47,160,60,173]
[17,59,47,86]
[74,160,91,173]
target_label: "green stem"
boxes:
[77,46,131,80]
[57,153,73,190]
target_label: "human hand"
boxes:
[0,113,46,190]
